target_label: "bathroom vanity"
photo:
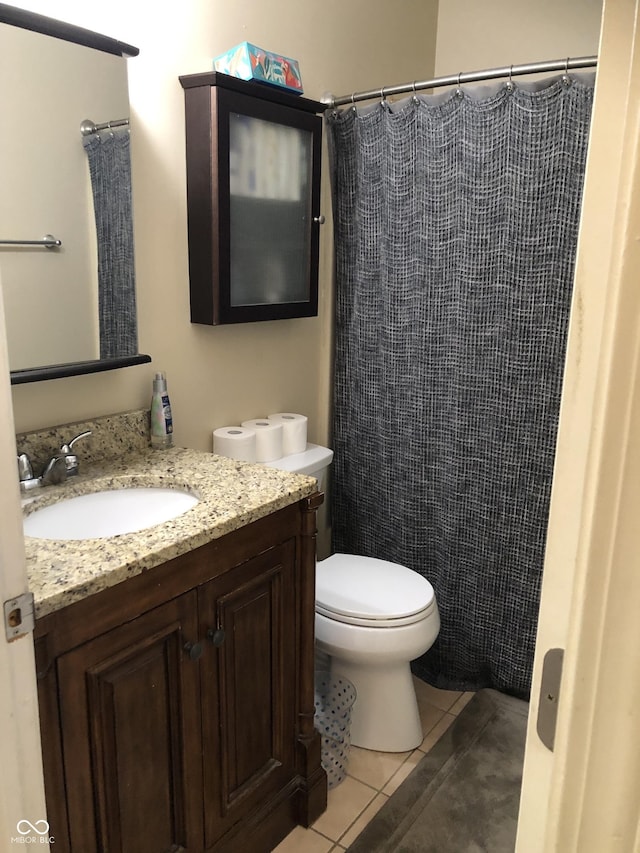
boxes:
[23,420,326,853]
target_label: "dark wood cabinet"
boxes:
[200,542,296,849]
[57,593,203,853]
[34,497,326,853]
[179,72,324,325]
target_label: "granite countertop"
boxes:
[24,447,317,619]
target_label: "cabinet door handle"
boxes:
[184,641,203,661]
[207,628,226,647]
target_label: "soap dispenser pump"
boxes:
[150,372,173,449]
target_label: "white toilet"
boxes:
[266,444,440,752]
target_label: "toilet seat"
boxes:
[316,553,436,628]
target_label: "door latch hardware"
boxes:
[537,647,564,751]
[4,592,35,641]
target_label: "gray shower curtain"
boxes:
[83,129,137,359]
[326,76,594,698]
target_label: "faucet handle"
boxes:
[17,452,34,481]
[40,454,67,486]
[60,430,92,476]
[17,452,43,492]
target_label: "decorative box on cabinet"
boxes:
[34,497,326,853]
[179,71,325,325]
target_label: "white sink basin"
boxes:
[23,487,199,540]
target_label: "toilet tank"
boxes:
[263,443,334,490]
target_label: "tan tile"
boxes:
[418,711,456,753]
[346,744,412,790]
[311,775,377,841]
[412,676,462,712]
[450,691,475,715]
[340,793,389,847]
[417,699,446,736]
[382,748,424,795]
[272,825,334,852]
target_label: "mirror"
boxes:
[0,3,150,383]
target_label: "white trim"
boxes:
[548,48,640,847]
[518,1,640,849]
[0,277,49,848]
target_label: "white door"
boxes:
[517,1,640,849]
[0,279,49,846]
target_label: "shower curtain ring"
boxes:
[412,80,419,104]
[563,57,572,87]
[351,92,357,113]
[506,65,514,92]
[456,71,463,98]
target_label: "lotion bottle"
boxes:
[150,372,173,449]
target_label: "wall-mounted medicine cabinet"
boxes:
[179,72,324,325]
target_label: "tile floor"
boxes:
[273,678,475,852]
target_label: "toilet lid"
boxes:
[316,553,435,625]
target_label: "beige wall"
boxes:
[9,0,602,444]
[8,0,439,454]
[435,0,602,77]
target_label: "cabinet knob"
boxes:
[207,628,226,647]
[313,214,325,225]
[184,641,203,661]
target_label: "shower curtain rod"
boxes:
[80,117,129,137]
[321,55,598,109]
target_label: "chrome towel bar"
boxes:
[0,234,62,249]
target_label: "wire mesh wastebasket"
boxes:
[314,671,357,788]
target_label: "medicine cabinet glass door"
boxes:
[229,112,312,309]
[180,73,324,325]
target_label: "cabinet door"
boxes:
[57,592,203,853]
[223,95,321,318]
[200,541,297,849]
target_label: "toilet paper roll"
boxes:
[267,412,308,455]
[241,418,283,462]
[213,426,257,462]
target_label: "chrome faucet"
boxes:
[17,451,64,491]
[60,430,92,477]
[17,430,92,492]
